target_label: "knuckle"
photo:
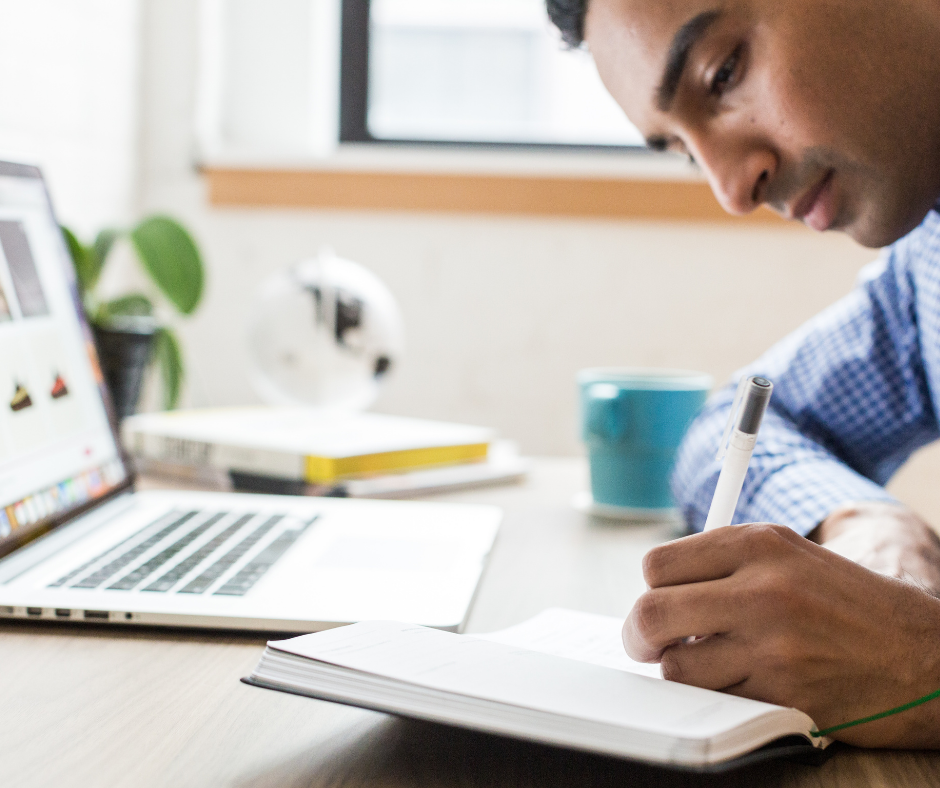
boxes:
[767,634,801,668]
[750,568,797,609]
[641,547,668,586]
[659,648,686,684]
[740,522,799,556]
[633,590,668,643]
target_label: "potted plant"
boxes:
[62,216,204,418]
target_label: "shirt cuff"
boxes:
[740,458,899,536]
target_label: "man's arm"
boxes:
[810,501,940,594]
[674,245,940,536]
[626,224,940,745]
[671,244,940,586]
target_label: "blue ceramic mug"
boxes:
[578,368,712,512]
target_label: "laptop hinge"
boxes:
[0,491,136,584]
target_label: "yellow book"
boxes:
[304,442,488,483]
[122,407,495,483]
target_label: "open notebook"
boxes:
[243,609,832,769]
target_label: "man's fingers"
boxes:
[622,606,666,662]
[658,634,751,691]
[622,579,741,662]
[642,522,805,588]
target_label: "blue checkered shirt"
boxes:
[672,206,940,535]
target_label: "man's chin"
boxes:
[844,201,937,248]
[843,222,893,249]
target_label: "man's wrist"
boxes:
[809,500,911,544]
[809,499,940,596]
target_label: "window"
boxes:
[343,0,643,147]
[196,0,644,161]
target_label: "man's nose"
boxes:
[689,136,777,216]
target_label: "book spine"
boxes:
[127,431,306,481]
[304,443,490,483]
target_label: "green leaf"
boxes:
[98,293,154,321]
[93,229,119,272]
[152,326,184,409]
[130,216,204,315]
[60,225,103,293]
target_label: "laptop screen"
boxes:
[0,163,128,552]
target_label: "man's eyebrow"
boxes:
[656,9,722,112]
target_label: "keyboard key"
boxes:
[213,522,311,596]
[107,512,231,591]
[49,510,187,588]
[178,515,283,595]
[71,511,199,590]
[140,513,253,593]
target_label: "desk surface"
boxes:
[2,458,939,787]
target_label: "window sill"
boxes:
[200,144,788,224]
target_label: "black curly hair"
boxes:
[546,0,589,48]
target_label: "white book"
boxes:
[243,609,831,769]
[123,407,495,483]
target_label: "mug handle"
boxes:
[584,383,629,441]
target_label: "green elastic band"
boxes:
[810,687,940,737]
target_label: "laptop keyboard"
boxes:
[178,514,283,595]
[46,509,193,589]
[141,512,255,593]
[49,509,317,597]
[64,511,200,590]
[214,525,309,596]
[106,512,227,591]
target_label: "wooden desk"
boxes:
[2,458,938,787]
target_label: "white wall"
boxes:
[0,0,140,237]
[159,206,878,458]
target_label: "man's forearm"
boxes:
[672,382,899,535]
[809,501,940,595]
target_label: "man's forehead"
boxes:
[586,0,720,53]
[585,0,724,127]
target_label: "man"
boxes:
[547,0,940,747]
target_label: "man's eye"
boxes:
[710,47,741,96]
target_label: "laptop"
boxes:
[0,161,500,633]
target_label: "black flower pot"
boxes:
[93,317,157,420]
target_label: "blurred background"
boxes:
[2,0,937,515]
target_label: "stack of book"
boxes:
[122,407,527,498]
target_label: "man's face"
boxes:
[585,0,940,248]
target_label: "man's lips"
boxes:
[791,170,836,232]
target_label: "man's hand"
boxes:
[810,501,940,595]
[623,524,940,747]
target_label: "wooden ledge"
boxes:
[204,167,788,224]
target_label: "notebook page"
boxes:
[269,621,793,742]
[475,608,661,679]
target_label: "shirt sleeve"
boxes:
[672,244,940,535]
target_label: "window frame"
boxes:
[338,0,645,151]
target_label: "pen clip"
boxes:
[716,376,748,461]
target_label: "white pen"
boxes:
[703,376,774,531]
